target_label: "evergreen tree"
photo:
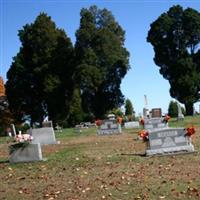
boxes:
[125,99,134,116]
[147,5,200,115]
[168,101,178,117]
[75,5,130,118]
[6,13,74,125]
[68,88,84,126]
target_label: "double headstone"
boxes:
[146,128,195,156]
[97,120,121,135]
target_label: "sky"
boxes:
[1,0,200,115]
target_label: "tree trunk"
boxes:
[185,102,193,116]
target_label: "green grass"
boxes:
[55,127,97,139]
[0,116,200,199]
[169,115,200,127]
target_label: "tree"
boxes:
[125,99,134,116]
[6,13,74,125]
[68,88,84,126]
[168,100,178,117]
[0,77,13,135]
[75,5,130,118]
[147,5,200,115]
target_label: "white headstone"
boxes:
[11,124,16,137]
[177,103,184,120]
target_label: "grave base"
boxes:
[146,144,195,156]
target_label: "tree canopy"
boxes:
[125,99,134,116]
[147,5,200,115]
[75,5,130,118]
[6,13,74,126]
[6,6,129,126]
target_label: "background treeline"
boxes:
[6,6,130,127]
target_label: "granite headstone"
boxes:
[9,143,43,163]
[146,128,195,156]
[124,121,140,129]
[97,120,121,135]
[28,127,57,145]
[144,118,168,131]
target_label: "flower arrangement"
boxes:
[9,133,33,154]
[139,118,144,126]
[95,119,102,127]
[139,130,149,142]
[117,116,123,124]
[163,115,170,123]
[185,127,195,137]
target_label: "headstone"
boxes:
[42,121,53,128]
[151,108,162,118]
[177,104,184,120]
[144,118,167,131]
[146,128,195,156]
[83,122,96,128]
[74,124,84,133]
[97,120,121,135]
[28,127,57,145]
[9,143,43,163]
[107,114,115,120]
[124,121,140,129]
[11,124,16,137]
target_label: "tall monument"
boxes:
[143,95,149,118]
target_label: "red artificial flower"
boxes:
[139,130,149,142]
[140,118,144,126]
[117,117,123,124]
[95,119,102,126]
[186,127,195,137]
[165,115,171,122]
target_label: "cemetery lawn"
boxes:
[0,117,200,200]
